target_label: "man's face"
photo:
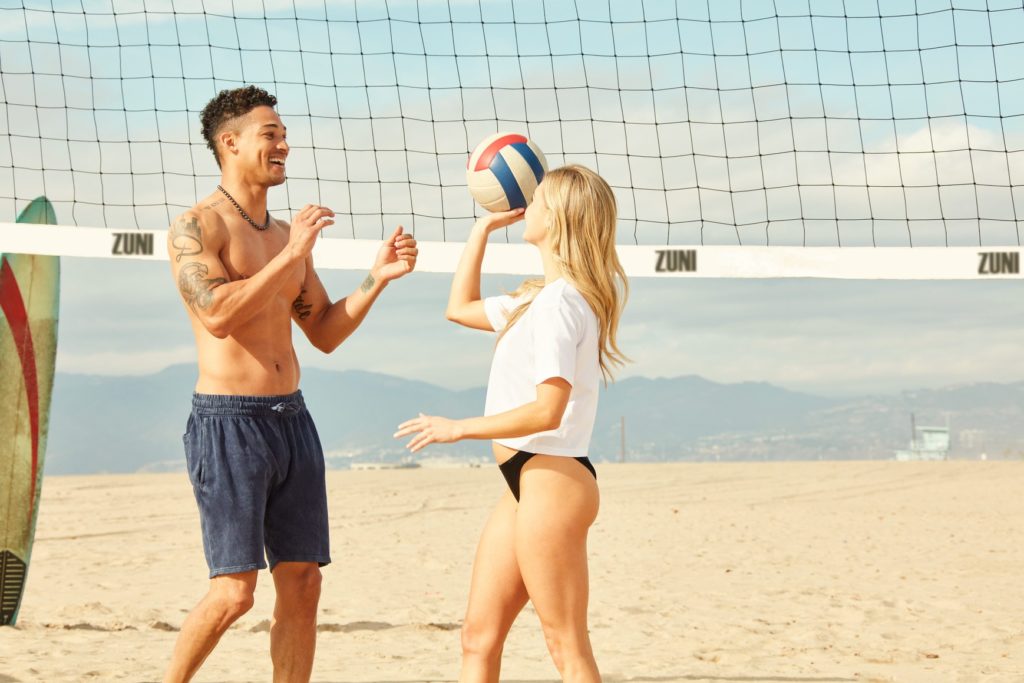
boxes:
[224,105,289,186]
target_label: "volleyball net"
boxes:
[2,0,1024,278]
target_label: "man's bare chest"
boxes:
[219,225,303,296]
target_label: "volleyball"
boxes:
[466,132,548,212]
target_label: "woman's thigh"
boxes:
[515,455,599,631]
[463,491,530,633]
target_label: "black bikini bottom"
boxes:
[498,450,597,502]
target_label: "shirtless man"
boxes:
[163,86,417,683]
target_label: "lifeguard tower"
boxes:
[895,415,950,461]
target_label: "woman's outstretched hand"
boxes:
[473,207,525,234]
[394,413,465,453]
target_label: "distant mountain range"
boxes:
[43,364,1024,474]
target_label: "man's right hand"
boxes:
[289,204,335,257]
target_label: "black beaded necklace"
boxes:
[217,185,270,231]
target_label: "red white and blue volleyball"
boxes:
[466,132,548,212]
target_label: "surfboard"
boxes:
[0,197,60,626]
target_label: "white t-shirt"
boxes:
[482,278,600,458]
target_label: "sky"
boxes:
[6,1,1024,397]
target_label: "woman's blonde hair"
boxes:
[500,164,629,381]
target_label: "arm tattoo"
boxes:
[292,289,313,320]
[169,216,203,263]
[360,273,375,293]
[178,261,226,311]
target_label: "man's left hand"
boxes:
[373,226,418,283]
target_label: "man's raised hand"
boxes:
[289,204,335,257]
[372,226,418,283]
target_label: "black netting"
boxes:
[2,0,1024,247]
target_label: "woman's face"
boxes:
[523,180,550,245]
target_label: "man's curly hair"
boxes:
[200,85,278,168]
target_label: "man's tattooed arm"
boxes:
[168,216,204,263]
[292,289,313,320]
[178,262,227,311]
[360,272,375,293]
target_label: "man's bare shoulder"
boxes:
[167,200,227,263]
[198,190,230,214]
[191,193,232,233]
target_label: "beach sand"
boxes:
[2,461,1023,682]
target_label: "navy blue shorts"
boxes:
[182,391,331,578]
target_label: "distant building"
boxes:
[895,418,950,461]
[957,428,987,450]
[350,460,421,470]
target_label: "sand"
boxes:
[1,461,1023,682]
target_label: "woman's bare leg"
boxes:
[460,491,530,683]
[515,456,600,683]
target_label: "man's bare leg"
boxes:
[163,571,258,683]
[270,562,322,683]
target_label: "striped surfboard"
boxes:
[0,197,60,626]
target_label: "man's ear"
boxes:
[218,127,238,160]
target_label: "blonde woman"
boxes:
[395,164,627,682]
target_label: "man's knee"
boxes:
[209,583,256,622]
[275,565,322,613]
